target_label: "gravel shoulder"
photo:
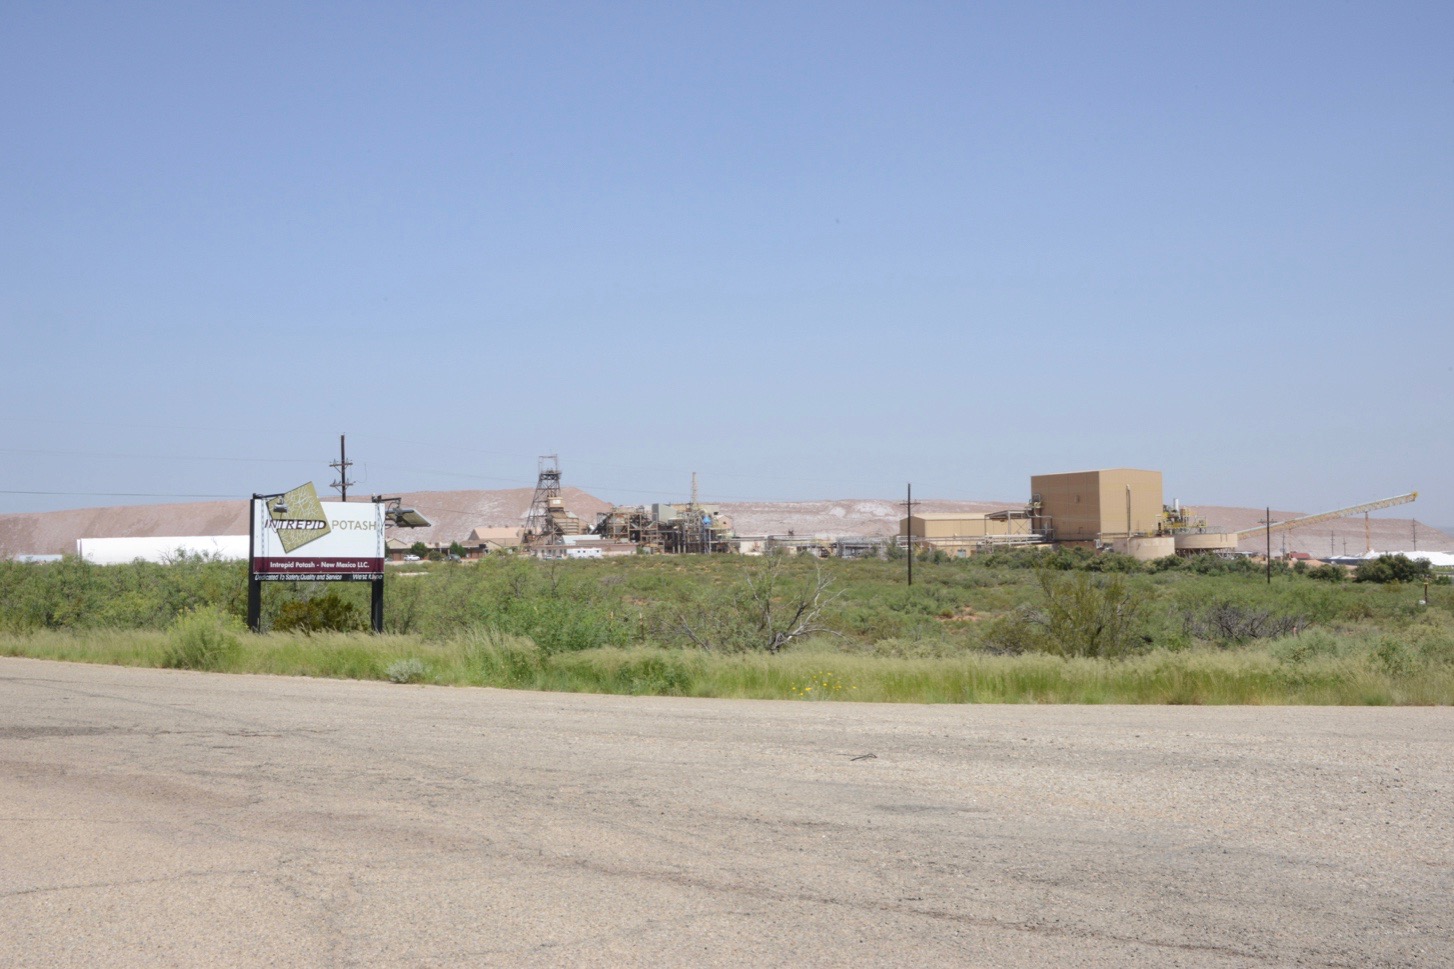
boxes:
[1,658,1450,967]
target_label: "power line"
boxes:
[0,415,260,436]
[360,434,837,487]
[0,489,242,499]
[0,447,314,464]
[0,422,893,499]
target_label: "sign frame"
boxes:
[246,483,389,633]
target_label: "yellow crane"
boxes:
[1234,492,1418,554]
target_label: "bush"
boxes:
[981,608,1042,655]
[1172,554,1261,577]
[674,560,839,653]
[1370,637,1416,677]
[1355,555,1433,584]
[1307,564,1347,582]
[273,593,366,633]
[1267,629,1339,664]
[1182,601,1304,645]
[385,657,428,683]
[164,605,244,671]
[460,626,544,685]
[615,651,697,695]
[983,571,1147,659]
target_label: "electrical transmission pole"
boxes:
[1266,507,1272,584]
[905,483,918,587]
[330,434,354,501]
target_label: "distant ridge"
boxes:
[1,491,1449,558]
[0,488,608,558]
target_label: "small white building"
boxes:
[77,535,248,565]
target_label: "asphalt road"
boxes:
[1,658,1450,968]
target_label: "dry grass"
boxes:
[4,629,1450,705]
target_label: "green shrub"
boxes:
[673,560,839,653]
[273,593,366,633]
[460,626,544,685]
[1182,601,1303,646]
[983,571,1147,659]
[981,607,1041,655]
[164,605,244,671]
[615,651,697,695]
[1394,622,1454,666]
[1355,555,1433,584]
[863,636,970,659]
[385,657,428,683]
[1270,629,1347,665]
[1370,636,1416,677]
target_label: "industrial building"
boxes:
[77,535,248,565]
[900,511,1037,557]
[522,457,735,557]
[592,502,734,554]
[1029,469,1164,543]
[901,468,1239,561]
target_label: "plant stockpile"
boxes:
[1,551,1450,704]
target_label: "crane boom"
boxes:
[1234,492,1418,538]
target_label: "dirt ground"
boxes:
[2,658,1450,967]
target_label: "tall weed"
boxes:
[163,605,243,671]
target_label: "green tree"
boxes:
[1307,563,1346,582]
[1354,554,1432,584]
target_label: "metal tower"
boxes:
[524,455,563,544]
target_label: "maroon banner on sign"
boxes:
[252,557,385,581]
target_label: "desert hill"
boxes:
[0,488,609,558]
[1,490,1448,558]
[714,498,1020,539]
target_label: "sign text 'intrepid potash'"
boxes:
[250,483,385,581]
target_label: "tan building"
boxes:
[899,511,1035,556]
[465,526,524,555]
[1031,469,1164,543]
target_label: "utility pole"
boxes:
[1266,506,1272,584]
[905,483,917,587]
[330,434,354,501]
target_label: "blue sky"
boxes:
[2,2,1451,525]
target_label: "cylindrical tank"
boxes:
[1125,536,1176,561]
[1174,533,1237,555]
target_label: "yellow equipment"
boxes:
[1234,492,1418,550]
